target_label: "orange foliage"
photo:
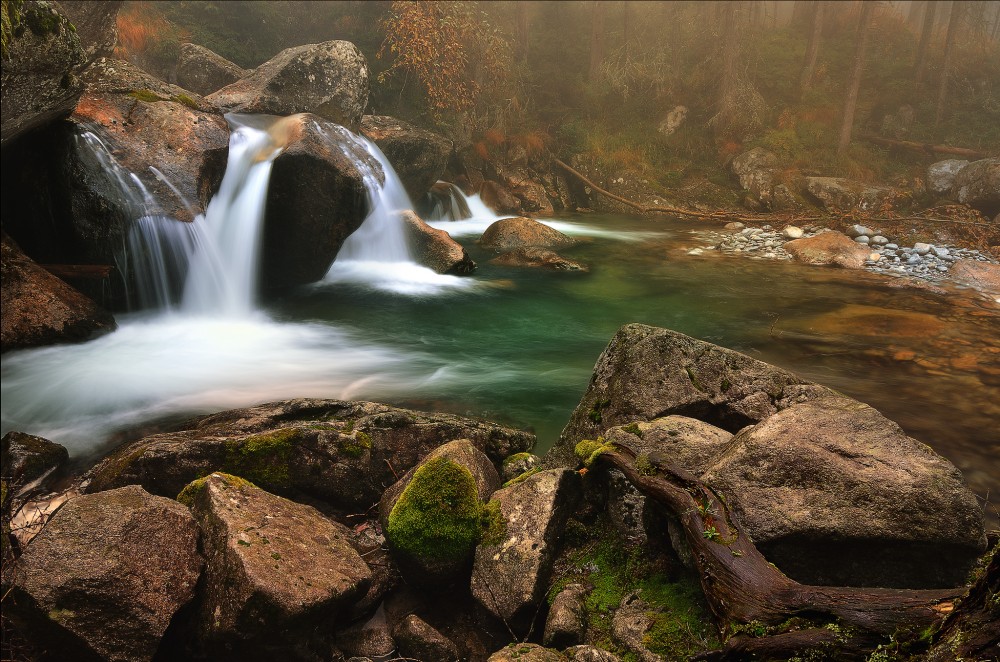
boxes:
[473,141,490,160]
[484,129,506,146]
[509,130,550,156]
[115,3,187,60]
[717,140,743,159]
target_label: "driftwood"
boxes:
[588,444,963,659]
[40,264,114,280]
[859,134,990,160]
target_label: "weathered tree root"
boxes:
[588,444,964,659]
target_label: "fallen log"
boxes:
[40,264,114,280]
[581,442,964,659]
[859,134,990,160]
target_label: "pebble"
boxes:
[913,243,932,255]
[871,235,888,245]
[855,236,871,244]
[849,224,874,237]
[783,225,804,239]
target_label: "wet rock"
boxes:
[546,324,832,469]
[399,210,476,275]
[393,614,460,661]
[208,40,369,130]
[471,469,581,635]
[380,440,500,583]
[1,431,68,487]
[480,217,576,252]
[176,42,249,96]
[490,246,588,271]
[12,485,202,662]
[263,114,379,290]
[480,180,521,214]
[1,232,116,352]
[729,147,777,210]
[69,58,229,224]
[87,399,533,510]
[360,115,453,200]
[501,452,541,483]
[951,259,1000,301]
[702,395,987,588]
[927,159,970,196]
[1,0,85,146]
[542,583,587,648]
[505,169,555,214]
[784,231,873,269]
[950,158,1000,216]
[180,472,370,642]
[489,644,567,661]
[805,177,892,212]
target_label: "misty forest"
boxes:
[1,1,998,661]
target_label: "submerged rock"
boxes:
[360,115,453,200]
[950,158,1000,216]
[471,469,580,634]
[546,324,831,469]
[208,40,369,130]
[0,232,116,352]
[950,258,1000,301]
[87,399,533,510]
[1,0,85,146]
[176,42,249,96]
[702,395,987,588]
[11,485,202,662]
[400,210,476,275]
[784,231,873,269]
[479,217,576,252]
[490,247,588,272]
[179,472,370,643]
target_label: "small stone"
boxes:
[848,224,874,238]
[907,255,922,265]
[854,236,871,245]
[885,243,899,250]
[913,243,933,255]
[724,222,744,230]
[869,253,881,262]
[782,225,804,239]
[871,235,889,245]
[687,248,704,256]
[932,246,950,258]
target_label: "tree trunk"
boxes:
[800,0,826,92]
[914,0,938,90]
[588,444,963,658]
[908,0,925,26]
[714,1,743,138]
[515,2,529,64]
[588,1,606,81]
[935,1,966,127]
[791,0,812,26]
[837,1,875,157]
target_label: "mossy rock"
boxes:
[386,457,486,582]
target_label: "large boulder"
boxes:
[1,431,68,487]
[53,1,122,63]
[262,113,379,290]
[1,232,116,352]
[701,395,987,588]
[542,583,588,649]
[784,231,873,269]
[545,324,832,469]
[950,258,1000,302]
[179,472,371,643]
[399,210,476,275]
[480,180,521,214]
[360,115,453,200]
[11,485,202,662]
[393,614,460,662]
[490,247,587,271]
[207,40,369,130]
[730,147,778,210]
[805,176,893,212]
[381,440,501,583]
[87,399,534,510]
[926,159,969,196]
[471,469,581,635]
[950,158,1000,216]
[1,0,85,146]
[175,42,249,96]
[479,217,576,252]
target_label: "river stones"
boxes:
[490,247,588,272]
[360,114,453,200]
[471,469,581,635]
[11,485,202,662]
[86,399,533,510]
[399,210,476,275]
[479,217,576,252]
[784,231,873,269]
[179,472,370,644]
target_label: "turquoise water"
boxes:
[3,212,997,523]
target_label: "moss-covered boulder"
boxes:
[546,324,831,469]
[1,0,85,146]
[87,399,533,511]
[501,452,541,483]
[0,430,68,487]
[488,643,568,661]
[381,439,502,583]
[471,469,581,635]
[10,485,202,662]
[179,472,370,646]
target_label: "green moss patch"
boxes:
[129,89,167,103]
[338,430,371,457]
[171,93,199,109]
[575,437,614,466]
[386,457,485,565]
[502,466,541,488]
[223,428,301,489]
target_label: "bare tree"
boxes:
[936,0,967,127]
[800,0,827,92]
[589,0,606,81]
[837,1,876,157]
[913,0,937,90]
